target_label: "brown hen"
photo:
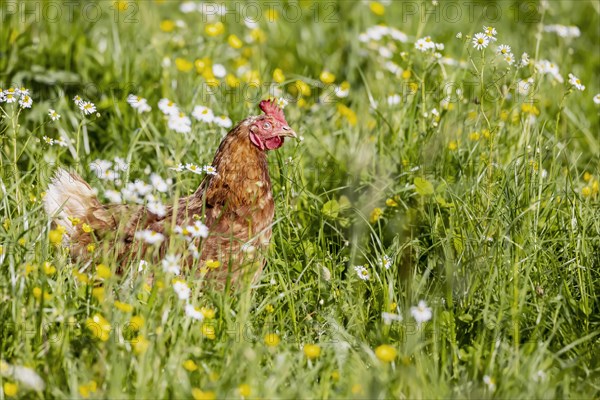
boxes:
[43,100,296,286]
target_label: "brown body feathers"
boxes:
[44,101,296,286]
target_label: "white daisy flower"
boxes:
[80,101,97,115]
[203,165,217,175]
[503,53,515,66]
[73,95,83,106]
[19,94,33,108]
[16,87,29,96]
[379,255,392,269]
[535,60,563,83]
[90,159,113,177]
[158,98,179,116]
[483,375,496,392]
[593,94,600,105]
[354,265,370,281]
[185,163,203,175]
[517,78,534,96]
[275,97,288,109]
[104,189,122,203]
[410,300,432,324]
[48,109,61,121]
[472,33,489,50]
[168,112,192,133]
[173,281,190,300]
[521,52,530,67]
[214,115,232,128]
[162,254,181,274]
[150,173,169,192]
[496,44,511,55]
[4,92,17,103]
[127,94,152,113]
[185,304,205,320]
[187,220,209,238]
[387,94,401,106]
[456,32,462,39]
[212,63,227,78]
[138,260,148,272]
[568,73,585,91]
[148,201,167,217]
[42,136,54,145]
[483,25,497,41]
[170,163,185,172]
[134,229,165,245]
[192,105,215,123]
[382,312,403,324]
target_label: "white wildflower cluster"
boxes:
[158,99,233,133]
[472,26,497,50]
[171,163,217,176]
[73,95,97,115]
[543,24,581,38]
[42,136,68,147]
[359,25,408,43]
[535,60,564,83]
[0,87,33,108]
[162,256,205,320]
[382,312,403,324]
[495,44,515,66]
[90,157,129,183]
[126,94,152,113]
[415,36,444,58]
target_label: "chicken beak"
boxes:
[277,126,297,138]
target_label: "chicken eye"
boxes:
[263,122,272,129]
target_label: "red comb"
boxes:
[259,99,288,125]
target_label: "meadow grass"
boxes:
[0,0,599,398]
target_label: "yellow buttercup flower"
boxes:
[201,307,216,319]
[129,315,145,330]
[205,259,221,270]
[95,264,112,279]
[369,207,383,224]
[273,68,285,84]
[133,335,149,354]
[375,344,397,363]
[264,333,280,347]
[49,229,63,245]
[201,323,216,340]
[92,287,105,301]
[175,58,194,72]
[114,301,133,312]
[78,381,97,398]
[303,344,321,359]
[192,388,216,400]
[3,382,18,397]
[43,262,56,275]
[227,34,243,49]
[81,223,93,233]
[319,70,336,84]
[238,384,251,397]
[370,2,385,15]
[205,22,224,36]
[160,19,175,32]
[86,314,111,341]
[183,359,198,372]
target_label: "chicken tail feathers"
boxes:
[43,168,106,236]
